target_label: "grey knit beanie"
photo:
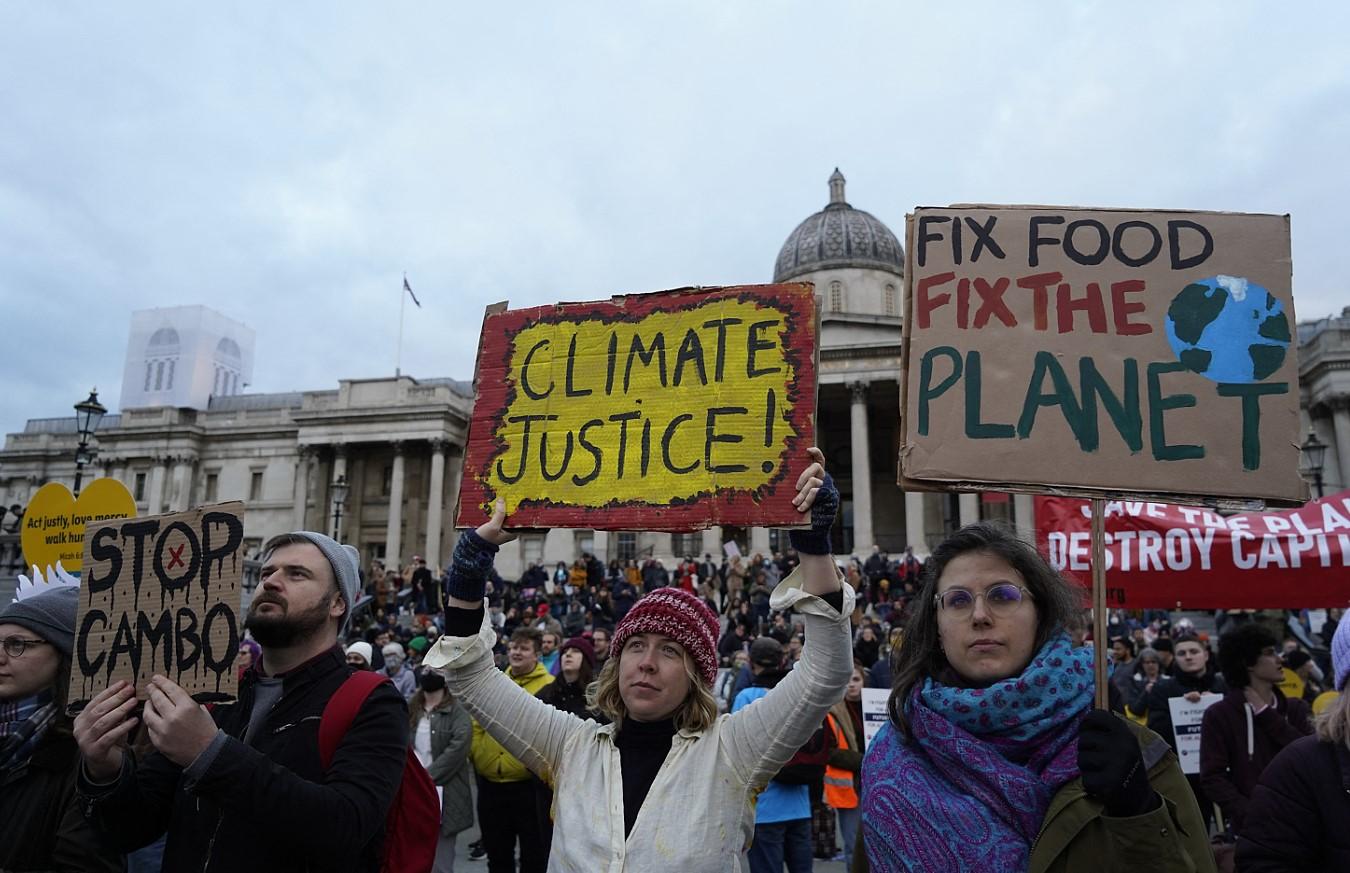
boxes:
[0,587,79,656]
[263,531,362,635]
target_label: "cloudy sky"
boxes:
[2,2,1347,439]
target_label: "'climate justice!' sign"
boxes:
[900,206,1304,505]
[457,285,818,530]
[68,502,245,713]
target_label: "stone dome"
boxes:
[773,169,904,283]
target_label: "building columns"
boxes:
[386,442,406,568]
[1014,493,1036,544]
[1331,403,1350,494]
[169,456,195,511]
[904,490,926,555]
[702,526,722,558]
[848,381,874,557]
[147,457,169,514]
[330,445,348,541]
[444,449,465,556]
[958,493,980,527]
[292,447,313,530]
[750,527,771,558]
[425,440,447,565]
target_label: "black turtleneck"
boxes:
[615,716,676,836]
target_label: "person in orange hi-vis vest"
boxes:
[824,662,866,868]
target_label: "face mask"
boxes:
[419,671,447,693]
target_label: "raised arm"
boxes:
[424,507,589,781]
[721,449,854,785]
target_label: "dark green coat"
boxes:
[417,697,474,837]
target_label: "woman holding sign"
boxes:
[856,523,1213,873]
[422,448,854,871]
[0,565,123,872]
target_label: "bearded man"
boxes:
[74,531,408,873]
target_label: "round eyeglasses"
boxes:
[934,583,1032,617]
[2,636,51,658]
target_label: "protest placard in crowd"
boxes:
[1168,693,1223,775]
[1036,489,1350,607]
[68,502,245,713]
[901,206,1304,506]
[458,285,819,529]
[20,478,136,573]
[861,688,890,746]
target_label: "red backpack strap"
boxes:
[319,670,391,770]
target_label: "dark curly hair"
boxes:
[1216,624,1278,689]
[887,522,1085,740]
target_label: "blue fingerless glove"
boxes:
[443,530,499,602]
[788,471,839,556]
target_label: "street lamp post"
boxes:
[72,388,107,497]
[330,474,350,540]
[1300,429,1327,499]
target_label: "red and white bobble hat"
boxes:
[610,587,720,685]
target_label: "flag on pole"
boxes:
[403,276,421,308]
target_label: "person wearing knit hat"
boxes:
[1,564,124,871]
[423,446,856,869]
[71,531,410,871]
[1237,617,1350,867]
[344,641,374,670]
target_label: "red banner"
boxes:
[1035,491,1350,609]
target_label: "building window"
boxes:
[575,529,595,557]
[166,359,175,391]
[249,470,264,501]
[616,532,638,562]
[884,283,897,316]
[134,472,147,501]
[144,363,153,392]
[154,361,165,391]
[204,472,219,502]
[671,533,700,557]
[521,534,545,567]
[829,281,844,313]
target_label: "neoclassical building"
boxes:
[4,174,1343,585]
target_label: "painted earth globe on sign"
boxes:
[1164,276,1291,383]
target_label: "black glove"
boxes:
[788,472,839,555]
[1077,709,1158,817]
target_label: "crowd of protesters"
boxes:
[5,458,1350,870]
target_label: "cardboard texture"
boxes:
[68,502,246,713]
[457,285,819,530]
[20,478,136,573]
[901,206,1304,506]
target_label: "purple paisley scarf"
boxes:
[860,632,1094,872]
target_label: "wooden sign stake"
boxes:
[1091,497,1110,710]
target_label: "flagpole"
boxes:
[396,273,406,377]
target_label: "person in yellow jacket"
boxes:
[470,625,554,872]
[824,663,866,870]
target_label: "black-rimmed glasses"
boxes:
[2,636,51,658]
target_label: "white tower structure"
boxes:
[120,305,255,411]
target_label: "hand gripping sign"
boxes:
[68,502,245,713]
[457,285,819,530]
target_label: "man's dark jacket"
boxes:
[1199,685,1311,834]
[1237,734,1350,872]
[1143,665,1227,752]
[79,646,408,873]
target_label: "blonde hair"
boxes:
[1315,690,1350,747]
[586,649,718,734]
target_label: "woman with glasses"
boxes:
[0,566,123,872]
[855,523,1213,872]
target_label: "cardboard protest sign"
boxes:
[68,502,245,713]
[20,479,136,573]
[1036,490,1350,608]
[901,207,1304,506]
[1167,693,1223,775]
[457,285,819,530]
[861,687,890,746]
